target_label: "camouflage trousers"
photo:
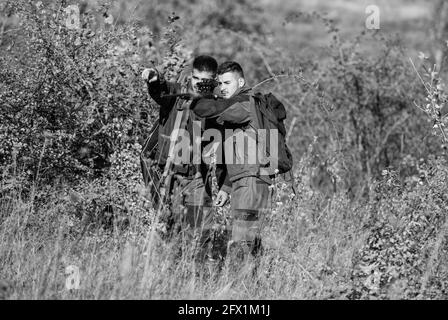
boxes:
[227,176,273,265]
[161,172,215,263]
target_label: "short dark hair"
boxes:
[217,61,244,78]
[192,55,218,74]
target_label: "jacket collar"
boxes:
[231,85,252,97]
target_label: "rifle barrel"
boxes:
[160,93,192,99]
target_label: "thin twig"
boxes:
[409,57,431,94]
[286,116,297,143]
[370,114,410,166]
[413,101,428,114]
[253,74,303,89]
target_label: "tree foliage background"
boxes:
[1,0,448,299]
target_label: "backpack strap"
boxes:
[248,94,262,130]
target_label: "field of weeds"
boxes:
[1,0,448,300]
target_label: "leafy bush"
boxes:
[0,1,156,187]
[351,156,448,299]
[1,0,448,300]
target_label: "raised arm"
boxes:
[142,68,179,119]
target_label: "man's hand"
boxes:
[214,190,229,207]
[187,88,202,100]
[142,68,158,83]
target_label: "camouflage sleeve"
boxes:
[216,163,232,193]
[192,94,250,122]
[214,98,251,124]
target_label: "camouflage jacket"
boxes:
[192,86,271,185]
[146,70,231,193]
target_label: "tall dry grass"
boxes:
[0,145,366,300]
[1,0,448,300]
[4,139,447,300]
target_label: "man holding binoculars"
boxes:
[141,55,231,264]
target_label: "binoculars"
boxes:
[196,78,219,94]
